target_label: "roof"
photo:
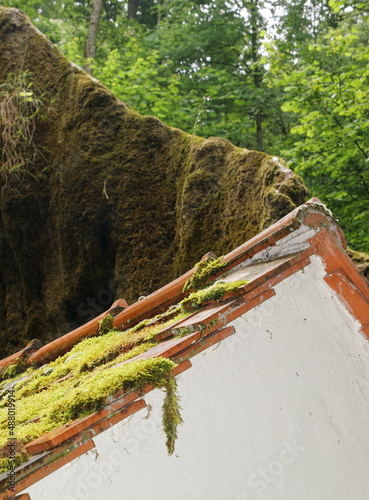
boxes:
[0,198,368,500]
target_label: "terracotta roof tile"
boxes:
[111,331,202,367]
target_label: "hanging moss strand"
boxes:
[162,374,183,455]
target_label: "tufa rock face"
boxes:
[347,249,369,282]
[0,7,309,356]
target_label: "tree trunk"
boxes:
[248,0,263,151]
[128,0,140,20]
[84,0,103,75]
[255,110,263,151]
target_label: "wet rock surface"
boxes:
[0,7,311,355]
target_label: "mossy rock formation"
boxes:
[347,249,369,282]
[0,7,312,356]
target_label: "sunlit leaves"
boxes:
[3,0,369,250]
[268,14,369,251]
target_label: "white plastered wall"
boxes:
[23,255,369,500]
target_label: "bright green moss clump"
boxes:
[1,316,181,396]
[97,312,115,336]
[0,357,180,470]
[0,449,29,475]
[181,280,248,311]
[48,357,177,424]
[183,256,228,292]
[0,358,26,382]
[0,358,178,445]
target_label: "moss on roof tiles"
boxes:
[181,280,248,311]
[0,315,185,474]
[0,275,248,473]
[0,357,177,473]
[182,256,228,292]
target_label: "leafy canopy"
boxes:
[2,0,368,251]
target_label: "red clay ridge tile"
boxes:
[360,324,369,339]
[155,301,237,342]
[0,339,43,372]
[174,326,236,364]
[25,399,146,455]
[111,200,324,333]
[226,289,276,324]
[153,309,204,342]
[26,298,128,368]
[324,270,369,329]
[309,228,369,298]
[112,332,201,369]
[222,197,322,268]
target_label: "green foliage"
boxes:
[92,40,189,126]
[267,15,369,251]
[1,0,368,248]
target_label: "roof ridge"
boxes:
[14,198,338,368]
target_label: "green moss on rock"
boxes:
[347,248,369,281]
[0,6,309,359]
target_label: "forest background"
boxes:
[2,0,368,252]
